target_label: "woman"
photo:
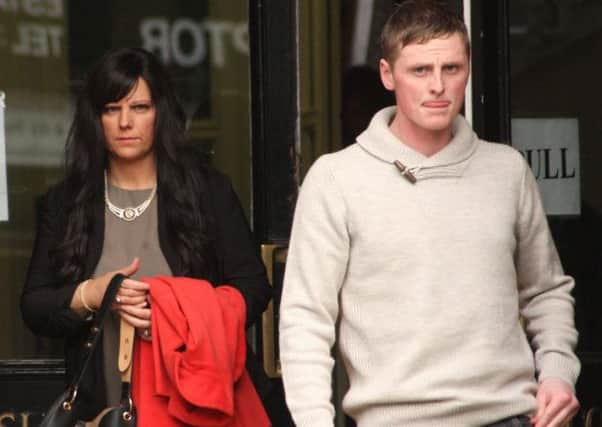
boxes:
[21,47,272,421]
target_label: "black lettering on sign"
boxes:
[560,147,576,178]
[518,148,576,180]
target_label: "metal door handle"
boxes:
[261,244,288,378]
[586,406,601,427]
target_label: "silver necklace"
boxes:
[104,170,157,222]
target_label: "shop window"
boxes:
[0,0,251,358]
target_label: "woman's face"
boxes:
[101,78,156,164]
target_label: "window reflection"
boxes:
[0,0,251,358]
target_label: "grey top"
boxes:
[93,183,171,405]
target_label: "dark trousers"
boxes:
[484,415,532,427]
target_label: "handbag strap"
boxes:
[69,273,127,391]
[80,318,138,427]
[117,318,136,420]
[118,318,135,380]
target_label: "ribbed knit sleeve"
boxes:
[279,156,349,427]
[515,158,580,388]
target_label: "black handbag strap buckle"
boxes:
[61,386,78,412]
[121,396,134,422]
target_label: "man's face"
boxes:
[379,33,469,137]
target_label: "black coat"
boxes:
[21,164,273,420]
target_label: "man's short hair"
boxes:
[380,0,470,64]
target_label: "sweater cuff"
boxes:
[57,282,80,309]
[537,352,581,390]
[57,282,93,326]
[292,410,335,427]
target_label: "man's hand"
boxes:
[531,377,579,427]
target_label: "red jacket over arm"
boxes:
[133,276,270,426]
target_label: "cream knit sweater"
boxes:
[279,107,580,427]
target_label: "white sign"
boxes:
[0,92,9,221]
[511,118,580,216]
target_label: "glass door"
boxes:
[508,2,602,425]
[0,0,263,421]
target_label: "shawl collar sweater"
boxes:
[280,107,579,426]
[357,106,478,180]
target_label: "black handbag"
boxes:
[40,273,137,427]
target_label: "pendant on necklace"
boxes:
[104,170,157,222]
[123,207,137,221]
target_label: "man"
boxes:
[279,1,580,426]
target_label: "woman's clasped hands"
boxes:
[82,257,152,339]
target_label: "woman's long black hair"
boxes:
[54,47,210,282]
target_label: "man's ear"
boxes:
[379,58,394,91]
